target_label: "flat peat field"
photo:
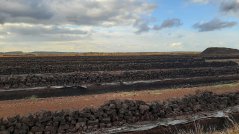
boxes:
[1,54,239,100]
[1,54,239,133]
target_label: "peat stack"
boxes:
[201,47,239,55]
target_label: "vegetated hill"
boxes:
[201,47,239,55]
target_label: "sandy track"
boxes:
[0,83,239,118]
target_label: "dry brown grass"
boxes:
[218,124,239,134]
[178,123,239,134]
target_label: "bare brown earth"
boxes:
[0,82,239,118]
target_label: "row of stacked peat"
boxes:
[0,92,239,134]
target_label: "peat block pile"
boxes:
[201,47,239,59]
[1,66,239,89]
[0,92,239,134]
[1,55,239,99]
[0,56,239,88]
[201,47,239,55]
[0,61,237,75]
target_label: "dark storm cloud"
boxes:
[193,18,237,32]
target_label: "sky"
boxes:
[0,0,239,52]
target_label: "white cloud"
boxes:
[0,0,156,27]
[170,42,183,49]
[0,0,239,52]
[1,28,239,52]
[0,23,91,42]
[0,0,158,45]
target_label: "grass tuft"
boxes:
[177,122,239,134]
[25,95,38,100]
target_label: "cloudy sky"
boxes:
[0,0,239,52]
